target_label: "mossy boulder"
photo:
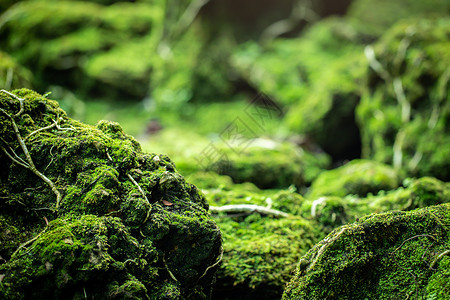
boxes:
[283,203,450,299]
[188,171,322,299]
[0,89,222,299]
[301,176,450,231]
[307,159,399,199]
[357,18,450,180]
[205,139,330,190]
[0,1,162,98]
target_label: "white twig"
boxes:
[199,247,223,279]
[209,204,289,218]
[0,90,62,209]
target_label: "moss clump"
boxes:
[283,203,450,299]
[0,89,222,299]
[356,18,450,180]
[301,177,450,232]
[0,1,162,98]
[307,159,399,199]
[215,214,322,300]
[188,171,321,299]
[205,139,330,190]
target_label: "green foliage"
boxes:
[0,1,163,98]
[283,204,450,299]
[0,89,222,299]
[347,0,450,37]
[0,51,33,90]
[307,159,400,199]
[357,18,450,180]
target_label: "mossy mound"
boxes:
[301,176,450,231]
[357,18,450,180]
[307,159,399,199]
[205,139,330,189]
[0,51,33,90]
[214,214,322,300]
[283,203,450,299]
[347,0,450,37]
[0,1,162,98]
[0,89,222,299]
[189,171,321,299]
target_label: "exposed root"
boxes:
[391,234,435,255]
[209,204,289,218]
[307,227,347,271]
[198,247,223,280]
[11,227,47,258]
[430,249,450,270]
[163,255,178,282]
[1,90,62,209]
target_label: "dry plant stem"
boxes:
[430,249,450,269]
[307,227,347,271]
[11,228,47,258]
[0,90,62,209]
[209,204,289,218]
[127,173,152,225]
[198,247,223,280]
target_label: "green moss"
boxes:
[0,1,162,98]
[301,177,450,233]
[347,0,450,37]
[205,140,330,189]
[283,203,450,299]
[215,214,322,299]
[0,89,222,299]
[307,159,399,199]
[356,18,450,180]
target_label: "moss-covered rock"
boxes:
[301,176,450,231]
[0,89,222,299]
[283,203,450,299]
[205,139,330,190]
[307,159,399,199]
[0,1,162,98]
[187,171,322,299]
[0,51,33,90]
[357,18,450,180]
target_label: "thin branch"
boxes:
[198,247,223,280]
[209,204,289,218]
[430,249,450,270]
[0,90,62,209]
[0,89,24,116]
[12,228,47,258]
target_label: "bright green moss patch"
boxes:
[214,214,322,299]
[0,89,222,299]
[307,159,399,199]
[206,140,330,189]
[283,203,450,299]
[301,177,449,232]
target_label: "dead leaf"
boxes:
[162,199,173,206]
